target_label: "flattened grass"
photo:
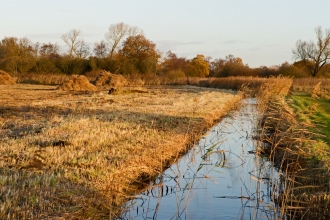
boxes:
[0,84,240,218]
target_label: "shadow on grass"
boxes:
[0,104,206,140]
[0,105,212,219]
[0,167,116,219]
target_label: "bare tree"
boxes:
[75,40,90,58]
[93,40,107,58]
[293,26,330,77]
[33,42,40,58]
[105,22,143,58]
[61,29,82,58]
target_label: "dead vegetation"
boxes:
[0,70,16,85]
[11,72,267,90]
[292,78,330,99]
[57,75,98,92]
[197,76,268,90]
[0,84,241,219]
[14,73,70,85]
[91,71,129,89]
[2,75,330,218]
[256,77,330,219]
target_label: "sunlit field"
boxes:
[0,84,241,218]
[1,3,330,218]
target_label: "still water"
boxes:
[122,99,282,220]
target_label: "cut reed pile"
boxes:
[0,70,16,85]
[256,76,330,219]
[91,71,129,89]
[57,75,98,92]
[0,84,241,219]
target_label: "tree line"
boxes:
[0,23,329,78]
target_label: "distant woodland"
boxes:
[1,23,330,78]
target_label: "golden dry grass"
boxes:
[14,73,71,85]
[0,70,16,85]
[292,78,330,99]
[197,76,268,90]
[256,77,330,219]
[91,71,129,88]
[13,72,268,90]
[0,84,241,219]
[57,75,98,92]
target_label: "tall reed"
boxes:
[14,73,71,85]
[256,76,330,219]
[14,73,269,90]
[292,78,330,99]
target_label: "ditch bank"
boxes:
[256,77,330,219]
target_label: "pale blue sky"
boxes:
[1,0,329,67]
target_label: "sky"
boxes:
[1,0,330,68]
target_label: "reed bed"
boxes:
[123,73,189,86]
[13,73,71,85]
[13,73,267,91]
[13,72,193,86]
[256,76,330,219]
[11,72,330,97]
[292,78,330,99]
[122,75,269,91]
[0,84,241,219]
[197,76,267,91]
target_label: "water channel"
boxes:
[121,99,282,220]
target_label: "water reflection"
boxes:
[122,99,282,220]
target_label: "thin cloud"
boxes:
[263,44,279,47]
[223,40,244,44]
[26,33,63,42]
[60,9,75,13]
[156,40,203,51]
[248,44,279,52]
[181,41,203,45]
[248,47,262,51]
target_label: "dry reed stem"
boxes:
[311,82,321,98]
[256,76,330,219]
[293,78,330,100]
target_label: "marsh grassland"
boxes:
[0,84,240,219]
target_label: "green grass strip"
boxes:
[289,93,330,144]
